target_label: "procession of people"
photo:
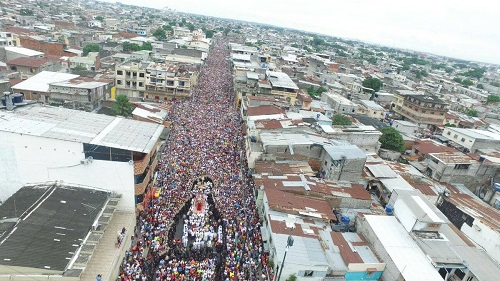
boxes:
[117,39,271,281]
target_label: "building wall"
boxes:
[320,150,366,181]
[0,132,135,212]
[20,36,73,57]
[460,220,500,264]
[357,218,401,281]
[392,120,417,136]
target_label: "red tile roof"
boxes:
[247,105,285,116]
[330,232,363,264]
[4,26,33,34]
[412,139,457,155]
[6,57,52,68]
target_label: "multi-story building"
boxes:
[69,52,100,71]
[393,91,448,130]
[6,56,61,78]
[114,60,148,99]
[48,77,113,111]
[0,31,18,46]
[442,127,500,153]
[321,91,358,114]
[0,105,164,212]
[144,62,197,100]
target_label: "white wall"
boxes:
[393,200,416,232]
[0,132,135,211]
[461,220,500,264]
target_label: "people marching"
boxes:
[118,39,270,281]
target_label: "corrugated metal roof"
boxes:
[366,164,398,178]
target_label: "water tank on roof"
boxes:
[262,63,267,69]
[12,93,23,104]
[340,215,350,225]
[385,204,394,215]
[1,96,6,106]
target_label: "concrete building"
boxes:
[6,56,61,78]
[144,62,197,100]
[393,92,448,130]
[0,31,19,46]
[359,215,443,281]
[0,105,164,212]
[48,77,113,111]
[0,182,134,281]
[442,127,500,153]
[358,100,386,119]
[266,71,300,105]
[69,52,100,71]
[11,71,80,102]
[321,91,358,114]
[392,120,418,136]
[319,144,367,181]
[437,183,500,265]
[3,46,44,61]
[114,60,148,99]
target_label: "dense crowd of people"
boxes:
[118,39,272,281]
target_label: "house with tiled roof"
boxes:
[6,56,61,78]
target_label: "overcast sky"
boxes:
[104,0,500,64]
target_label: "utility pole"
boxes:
[276,235,294,281]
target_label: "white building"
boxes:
[321,91,358,114]
[358,100,386,119]
[0,105,164,212]
[443,127,500,153]
[392,120,418,136]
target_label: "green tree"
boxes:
[95,15,104,22]
[153,28,166,40]
[462,68,486,79]
[491,82,500,87]
[332,114,352,126]
[477,84,484,89]
[461,79,474,87]
[464,109,478,117]
[187,23,195,32]
[362,78,383,93]
[71,65,86,71]
[83,43,100,56]
[286,274,297,281]
[20,9,34,16]
[205,30,214,38]
[444,123,457,127]
[379,127,405,152]
[487,95,500,103]
[112,95,133,117]
[306,86,327,99]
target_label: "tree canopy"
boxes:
[306,86,327,99]
[112,95,133,117]
[83,43,100,56]
[487,95,500,103]
[205,30,214,38]
[332,114,352,126]
[362,78,383,93]
[462,68,486,79]
[95,15,104,22]
[379,127,405,152]
[153,28,166,40]
[20,9,34,16]
[122,41,152,52]
[464,108,478,117]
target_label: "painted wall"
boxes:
[345,271,383,281]
[460,220,500,264]
[0,132,135,211]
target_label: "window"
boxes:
[454,134,458,139]
[117,70,123,75]
[117,80,122,85]
[138,82,143,87]
[447,131,451,136]
[304,270,314,277]
[454,164,470,170]
[461,138,465,142]
[139,73,145,77]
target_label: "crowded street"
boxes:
[117,39,270,281]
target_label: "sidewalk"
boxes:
[80,211,136,281]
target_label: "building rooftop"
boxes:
[359,100,384,111]
[4,46,44,57]
[429,152,477,164]
[364,215,443,281]
[323,144,367,160]
[0,105,164,153]
[247,105,285,117]
[445,127,500,141]
[254,161,315,176]
[267,71,299,90]
[408,94,447,104]
[6,56,52,67]
[11,71,79,93]
[0,182,109,272]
